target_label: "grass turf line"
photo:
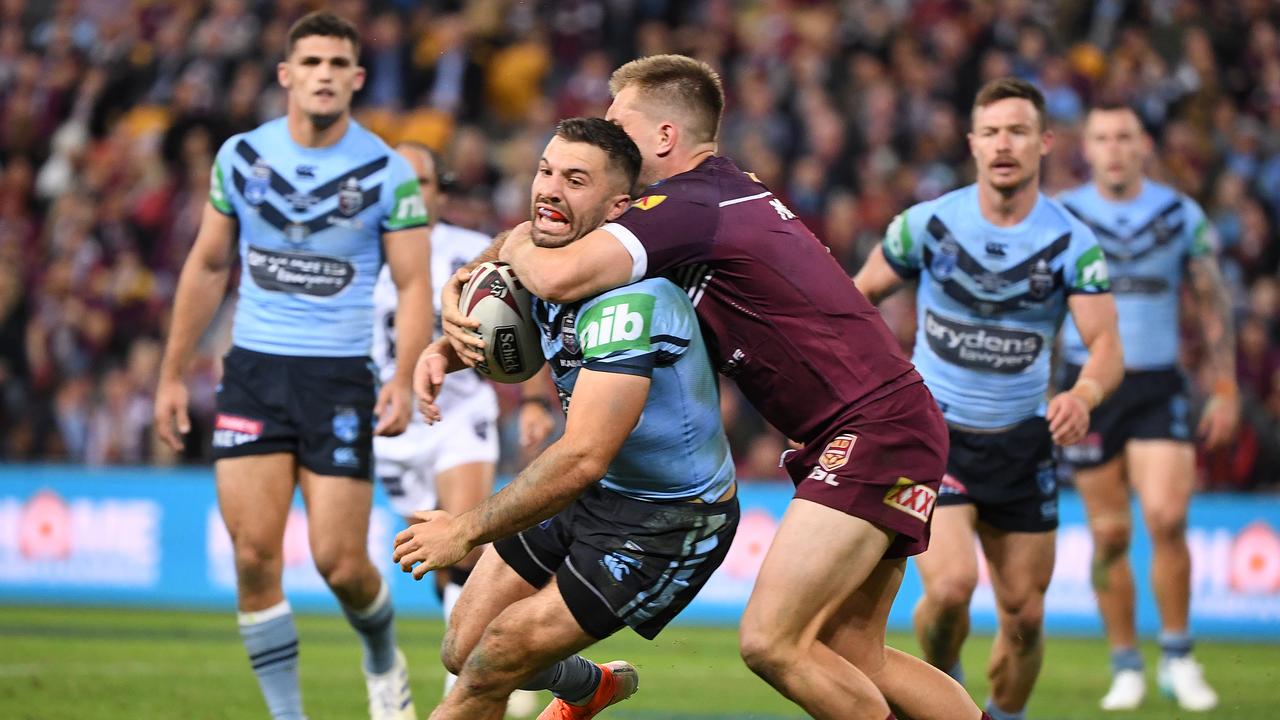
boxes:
[0,606,1275,719]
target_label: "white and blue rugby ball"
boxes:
[459,261,545,383]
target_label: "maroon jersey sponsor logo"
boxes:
[819,434,857,472]
[883,477,938,522]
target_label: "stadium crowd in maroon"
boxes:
[0,0,1278,489]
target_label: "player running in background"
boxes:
[153,13,430,720]
[371,141,551,716]
[395,117,740,720]
[1056,103,1234,712]
[439,56,985,720]
[855,78,1124,720]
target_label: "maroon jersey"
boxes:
[602,156,920,443]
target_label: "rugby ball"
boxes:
[459,261,545,383]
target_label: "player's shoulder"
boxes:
[1147,179,1206,218]
[581,277,686,311]
[897,184,971,229]
[1041,194,1097,240]
[1055,182,1094,207]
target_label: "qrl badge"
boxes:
[819,434,857,472]
[338,176,363,216]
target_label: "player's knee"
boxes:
[999,597,1045,648]
[440,637,467,677]
[312,552,366,593]
[929,573,978,613]
[1146,511,1187,545]
[1092,521,1132,558]
[232,542,282,591]
[739,626,795,680]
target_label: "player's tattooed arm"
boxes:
[1188,254,1239,447]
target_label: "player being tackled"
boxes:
[394,117,739,720]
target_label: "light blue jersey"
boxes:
[1058,180,1215,369]
[883,185,1111,429]
[210,117,428,357]
[535,278,734,502]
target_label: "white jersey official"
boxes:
[372,221,498,515]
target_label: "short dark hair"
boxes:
[286,12,360,59]
[610,54,725,143]
[553,117,642,193]
[973,77,1047,130]
[1085,101,1150,132]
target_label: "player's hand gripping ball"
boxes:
[458,261,545,383]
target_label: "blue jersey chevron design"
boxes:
[1058,180,1215,370]
[883,185,1110,429]
[210,117,426,357]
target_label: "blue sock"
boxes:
[1159,631,1193,660]
[239,601,305,720]
[946,660,965,685]
[1112,646,1144,673]
[520,655,602,705]
[985,700,1025,720]
[343,580,398,674]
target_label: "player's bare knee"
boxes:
[1091,520,1131,558]
[929,573,978,613]
[1147,512,1187,545]
[312,552,368,595]
[232,543,282,591]
[440,635,468,677]
[739,626,795,680]
[999,597,1046,649]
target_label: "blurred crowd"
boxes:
[0,0,1278,488]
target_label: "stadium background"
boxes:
[1,1,1279,718]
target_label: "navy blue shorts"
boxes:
[1059,364,1191,468]
[939,416,1059,533]
[495,484,738,640]
[211,346,377,479]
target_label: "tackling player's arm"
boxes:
[1050,292,1124,446]
[377,225,433,436]
[1188,253,1239,448]
[499,221,634,304]
[154,202,238,451]
[856,210,919,304]
[393,367,647,578]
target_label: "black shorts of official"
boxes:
[211,346,377,479]
[494,483,739,641]
[1058,364,1192,468]
[938,416,1058,533]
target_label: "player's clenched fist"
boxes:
[393,510,471,580]
[1046,390,1091,446]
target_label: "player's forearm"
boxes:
[159,260,230,380]
[1191,259,1237,390]
[392,277,433,387]
[1073,327,1124,408]
[456,439,603,547]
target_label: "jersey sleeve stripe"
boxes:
[718,190,772,207]
[583,352,656,377]
[601,222,648,283]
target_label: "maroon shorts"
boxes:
[785,381,948,558]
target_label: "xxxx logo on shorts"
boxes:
[818,434,857,472]
[883,477,938,522]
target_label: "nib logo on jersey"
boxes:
[924,310,1043,374]
[579,294,655,358]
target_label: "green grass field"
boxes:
[0,606,1274,719]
